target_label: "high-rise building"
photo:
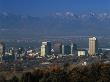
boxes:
[88,37,98,56]
[64,45,71,55]
[61,44,65,55]
[61,44,70,55]
[41,45,46,57]
[0,42,5,55]
[0,42,5,61]
[70,43,77,55]
[61,43,77,55]
[40,41,51,57]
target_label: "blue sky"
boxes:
[0,0,110,16]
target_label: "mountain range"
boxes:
[0,11,110,39]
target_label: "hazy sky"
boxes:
[0,0,110,16]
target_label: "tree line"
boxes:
[1,62,110,82]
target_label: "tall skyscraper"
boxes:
[70,43,77,55]
[0,42,5,61]
[41,45,46,57]
[61,43,77,55]
[61,44,69,55]
[41,41,51,57]
[61,44,65,55]
[88,37,98,56]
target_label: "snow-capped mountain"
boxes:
[0,11,110,39]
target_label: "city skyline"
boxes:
[0,1,110,82]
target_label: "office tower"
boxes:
[40,41,51,57]
[71,43,73,54]
[61,44,65,55]
[64,45,71,55]
[61,44,71,55]
[60,43,77,55]
[70,43,77,55]
[0,42,5,61]
[88,37,98,56]
[41,45,46,57]
[0,42,5,55]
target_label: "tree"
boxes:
[0,75,6,82]
[9,76,19,82]
[20,72,33,82]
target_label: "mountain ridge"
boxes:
[0,11,110,39]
